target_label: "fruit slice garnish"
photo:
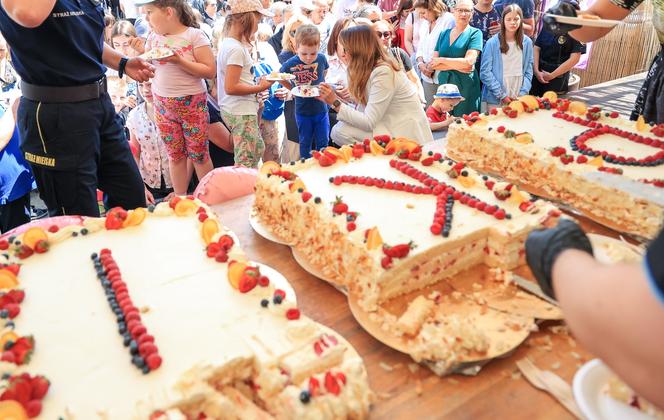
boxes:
[568,101,588,115]
[325,147,347,163]
[636,115,648,132]
[366,227,383,251]
[508,100,525,114]
[0,269,18,289]
[174,199,198,217]
[369,140,385,156]
[0,400,28,420]
[515,132,534,144]
[339,145,353,162]
[21,227,48,250]
[227,260,248,290]
[508,188,528,205]
[289,178,306,193]
[458,175,476,188]
[0,331,19,350]
[542,91,558,103]
[588,155,604,167]
[260,161,281,175]
[518,95,539,110]
[123,208,147,227]
[201,218,220,245]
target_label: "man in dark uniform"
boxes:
[0,0,154,217]
[530,23,586,96]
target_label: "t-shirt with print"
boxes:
[126,103,173,189]
[470,7,501,44]
[426,105,448,123]
[280,53,329,116]
[218,37,259,115]
[610,0,664,42]
[146,27,210,97]
[494,0,534,19]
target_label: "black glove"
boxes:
[543,1,582,35]
[525,219,594,299]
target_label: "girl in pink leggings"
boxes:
[141,0,216,195]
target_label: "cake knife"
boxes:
[512,274,559,307]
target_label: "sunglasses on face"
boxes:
[376,31,391,38]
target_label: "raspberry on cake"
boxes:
[0,198,373,418]
[447,93,664,239]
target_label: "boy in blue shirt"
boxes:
[279,24,329,159]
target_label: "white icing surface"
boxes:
[15,215,297,419]
[293,155,552,254]
[484,110,664,181]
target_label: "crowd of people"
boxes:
[0,0,589,231]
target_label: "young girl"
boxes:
[142,0,217,195]
[479,4,533,110]
[127,81,174,203]
[218,0,274,168]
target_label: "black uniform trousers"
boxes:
[17,93,146,217]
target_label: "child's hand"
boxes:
[274,87,289,100]
[129,37,146,55]
[163,50,184,65]
[124,95,138,109]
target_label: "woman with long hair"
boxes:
[479,3,533,110]
[318,25,433,145]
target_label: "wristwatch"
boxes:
[118,57,129,79]
[332,99,341,112]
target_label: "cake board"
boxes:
[291,247,349,295]
[249,208,294,246]
[347,266,544,376]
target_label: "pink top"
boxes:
[146,27,210,97]
[377,0,400,12]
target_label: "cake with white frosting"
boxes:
[446,93,664,239]
[0,198,373,419]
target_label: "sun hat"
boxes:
[227,0,275,16]
[434,84,464,100]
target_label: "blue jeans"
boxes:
[295,112,330,159]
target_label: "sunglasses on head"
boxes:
[375,31,391,38]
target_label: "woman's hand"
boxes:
[535,70,549,84]
[419,62,434,78]
[257,76,275,92]
[336,85,352,102]
[318,83,340,106]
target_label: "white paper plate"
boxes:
[248,211,293,246]
[573,359,656,420]
[548,14,620,28]
[587,233,644,265]
[292,85,320,98]
[266,73,296,82]
[139,47,174,61]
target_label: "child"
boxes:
[127,81,174,204]
[426,84,463,131]
[107,76,135,129]
[280,24,329,159]
[141,0,217,195]
[217,0,275,168]
[479,4,533,111]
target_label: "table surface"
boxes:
[210,194,627,420]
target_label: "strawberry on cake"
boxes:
[0,198,373,419]
[446,92,664,239]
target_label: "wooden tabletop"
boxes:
[212,195,599,420]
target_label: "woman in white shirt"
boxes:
[412,0,455,106]
[318,25,433,145]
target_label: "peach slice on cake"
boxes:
[636,115,648,132]
[174,199,198,217]
[259,161,281,175]
[227,260,248,290]
[518,95,539,110]
[542,91,558,103]
[123,208,147,227]
[289,178,306,193]
[0,269,18,289]
[365,227,383,250]
[201,218,220,245]
[0,400,28,420]
[508,100,525,114]
[568,101,588,115]
[325,147,348,163]
[369,140,385,155]
[339,145,354,162]
[21,227,48,250]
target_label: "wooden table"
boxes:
[211,194,611,419]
